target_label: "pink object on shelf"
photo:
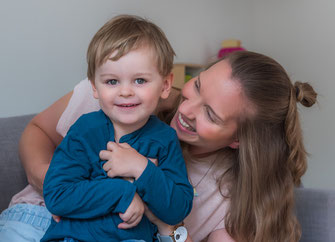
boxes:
[217,47,245,58]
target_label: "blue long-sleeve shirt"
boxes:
[42,110,193,242]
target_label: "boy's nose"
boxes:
[119,85,134,97]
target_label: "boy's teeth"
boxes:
[119,104,137,107]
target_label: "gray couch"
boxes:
[0,114,334,241]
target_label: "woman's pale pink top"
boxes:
[184,153,228,241]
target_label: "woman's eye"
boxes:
[107,79,118,85]
[194,77,200,91]
[135,78,146,85]
[206,107,215,123]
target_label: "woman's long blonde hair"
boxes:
[220,51,317,241]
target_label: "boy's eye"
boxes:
[107,79,118,85]
[135,78,146,85]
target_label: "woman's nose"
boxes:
[179,96,200,120]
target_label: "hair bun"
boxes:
[294,81,317,107]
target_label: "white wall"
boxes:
[0,0,250,117]
[1,0,334,189]
[249,0,335,189]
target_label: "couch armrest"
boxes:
[295,187,335,242]
[0,114,35,212]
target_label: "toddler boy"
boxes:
[42,15,193,242]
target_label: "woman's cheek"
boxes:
[198,124,228,144]
[197,124,215,141]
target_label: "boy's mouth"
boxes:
[115,103,140,108]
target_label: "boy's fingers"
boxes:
[125,213,139,225]
[102,158,112,170]
[99,150,111,161]
[119,212,129,222]
[118,215,142,229]
[106,141,118,151]
[119,210,139,227]
[130,215,142,227]
[107,169,116,178]
[118,222,132,229]
[119,210,134,223]
[118,143,131,148]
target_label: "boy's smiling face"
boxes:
[92,45,172,136]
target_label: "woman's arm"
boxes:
[207,229,235,242]
[19,91,73,193]
[144,208,193,242]
[145,208,235,242]
[156,226,234,242]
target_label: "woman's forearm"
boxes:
[19,91,72,193]
[156,223,193,242]
[19,121,60,193]
[144,205,193,241]
[207,229,235,242]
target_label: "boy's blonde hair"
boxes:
[87,15,175,81]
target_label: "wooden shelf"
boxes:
[172,63,204,89]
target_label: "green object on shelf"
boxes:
[185,74,192,82]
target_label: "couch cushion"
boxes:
[295,187,335,242]
[0,114,35,211]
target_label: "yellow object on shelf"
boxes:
[221,39,241,48]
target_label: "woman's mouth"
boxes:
[177,113,196,133]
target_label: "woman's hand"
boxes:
[52,214,61,223]
[100,142,148,180]
[118,192,145,229]
[144,205,175,236]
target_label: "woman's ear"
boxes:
[229,140,239,149]
[160,73,173,99]
[90,80,99,99]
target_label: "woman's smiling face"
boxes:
[170,60,246,155]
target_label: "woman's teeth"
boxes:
[178,113,195,131]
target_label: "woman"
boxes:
[144,52,317,241]
[3,51,317,242]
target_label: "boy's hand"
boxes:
[118,192,144,229]
[100,142,148,179]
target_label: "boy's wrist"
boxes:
[133,156,148,180]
